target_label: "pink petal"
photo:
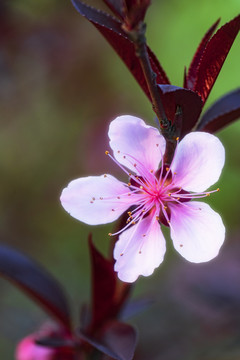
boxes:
[170,201,225,263]
[114,215,166,282]
[15,335,55,360]
[108,115,165,173]
[171,132,225,192]
[60,175,132,225]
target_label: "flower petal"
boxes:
[60,175,132,225]
[108,115,165,173]
[170,201,225,263]
[114,215,166,282]
[171,132,225,192]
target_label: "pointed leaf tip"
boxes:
[197,88,240,133]
[192,15,240,103]
[0,245,71,329]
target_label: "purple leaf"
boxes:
[71,0,170,101]
[102,321,138,360]
[197,88,240,133]
[0,245,71,330]
[102,0,125,20]
[89,236,117,329]
[158,85,203,137]
[192,15,240,103]
[78,321,137,360]
[185,18,220,89]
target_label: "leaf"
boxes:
[192,15,240,103]
[78,321,137,360]
[89,236,117,329]
[196,88,240,133]
[158,85,203,137]
[71,0,170,101]
[185,18,220,89]
[0,245,71,330]
[102,0,125,20]
[102,321,138,360]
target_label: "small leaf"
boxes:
[192,15,240,103]
[71,0,170,101]
[78,321,137,360]
[0,245,71,329]
[185,18,220,89]
[102,0,125,20]
[102,321,138,360]
[197,88,240,133]
[89,236,117,329]
[158,85,203,137]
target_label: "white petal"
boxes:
[170,201,225,263]
[171,132,225,192]
[60,175,132,225]
[108,115,165,173]
[114,215,166,282]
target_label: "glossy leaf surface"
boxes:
[197,88,240,133]
[192,15,240,103]
[158,85,203,137]
[185,18,220,89]
[0,245,71,329]
[71,0,170,101]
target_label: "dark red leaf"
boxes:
[0,245,71,330]
[192,15,240,103]
[197,88,240,133]
[158,85,203,137]
[78,321,137,360]
[123,0,151,30]
[185,18,220,89]
[71,0,170,101]
[89,236,117,329]
[102,0,125,20]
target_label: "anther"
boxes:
[156,144,159,147]
[132,221,136,225]
[176,137,179,141]
[180,244,183,247]
[156,216,159,221]
[117,150,120,153]
[123,155,126,159]
[166,167,169,171]
[127,182,131,186]
[128,193,131,196]
[105,151,109,155]
[90,201,94,204]
[100,197,103,200]
[129,173,132,176]
[164,206,167,210]
[120,253,124,256]
[112,209,115,211]
[206,193,210,196]
[104,174,107,178]
[127,211,132,216]
[108,233,112,236]
[140,185,143,189]
[217,188,220,192]
[92,197,95,200]
[139,250,142,254]
[117,196,121,199]
[150,169,154,173]
[142,234,146,237]
[134,163,137,167]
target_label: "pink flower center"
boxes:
[104,147,219,236]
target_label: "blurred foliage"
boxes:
[0,0,239,358]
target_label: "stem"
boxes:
[127,23,169,130]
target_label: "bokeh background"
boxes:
[0,0,240,358]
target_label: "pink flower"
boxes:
[15,334,55,360]
[60,115,225,282]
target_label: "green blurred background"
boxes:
[0,0,240,358]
